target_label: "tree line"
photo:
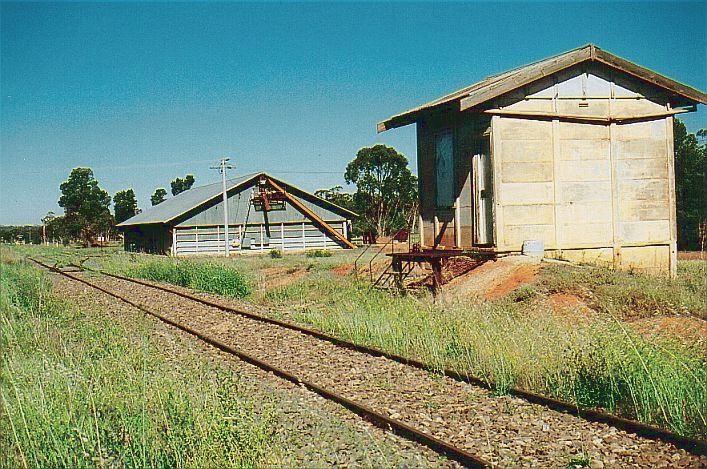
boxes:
[11,171,198,246]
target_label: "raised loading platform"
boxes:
[375,247,498,294]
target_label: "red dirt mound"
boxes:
[485,263,540,299]
[630,316,707,351]
[331,263,354,276]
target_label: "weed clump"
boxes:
[269,249,283,259]
[306,249,331,258]
[128,259,251,298]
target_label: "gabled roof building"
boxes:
[379,44,706,275]
[118,173,356,256]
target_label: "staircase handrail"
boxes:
[353,242,374,280]
[368,228,407,283]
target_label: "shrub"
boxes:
[269,249,283,259]
[306,249,331,258]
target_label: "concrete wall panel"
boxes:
[503,204,555,226]
[500,182,554,205]
[613,120,666,140]
[502,140,553,162]
[560,222,613,244]
[617,179,669,201]
[620,200,671,222]
[558,160,611,181]
[504,224,555,248]
[620,220,671,243]
[559,122,609,140]
[558,181,612,203]
[559,139,610,161]
[614,139,666,160]
[498,119,552,140]
[556,201,612,223]
[616,158,668,179]
[501,162,553,182]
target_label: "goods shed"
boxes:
[117,173,356,256]
[378,44,706,276]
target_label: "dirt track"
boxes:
[59,270,706,468]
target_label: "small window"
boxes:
[435,130,454,208]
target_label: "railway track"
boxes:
[30,257,707,467]
[30,257,488,468]
[61,259,706,456]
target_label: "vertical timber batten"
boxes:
[490,115,504,250]
[666,114,678,277]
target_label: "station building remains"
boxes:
[378,44,706,275]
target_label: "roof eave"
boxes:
[378,44,706,131]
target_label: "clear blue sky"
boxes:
[1,1,705,225]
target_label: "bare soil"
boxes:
[629,316,707,353]
[330,263,354,276]
[256,266,306,290]
[677,251,706,261]
[444,256,542,300]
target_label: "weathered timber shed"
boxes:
[378,44,706,275]
[117,173,356,256]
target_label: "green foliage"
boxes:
[0,225,42,244]
[674,119,706,250]
[170,174,196,196]
[0,255,274,467]
[113,189,139,224]
[305,249,332,258]
[344,145,418,237]
[314,186,355,212]
[567,453,592,467]
[150,188,167,206]
[127,259,251,298]
[58,168,113,246]
[269,249,283,259]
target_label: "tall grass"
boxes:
[125,259,252,298]
[0,256,274,467]
[263,274,707,438]
[540,261,707,319]
[10,245,707,438]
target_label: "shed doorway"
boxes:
[473,136,494,245]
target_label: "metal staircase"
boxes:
[372,258,416,291]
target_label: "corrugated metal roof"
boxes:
[117,172,357,227]
[378,44,706,132]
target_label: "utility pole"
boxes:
[210,158,234,257]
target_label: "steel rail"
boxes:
[36,258,707,456]
[30,258,490,468]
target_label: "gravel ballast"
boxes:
[64,271,706,468]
